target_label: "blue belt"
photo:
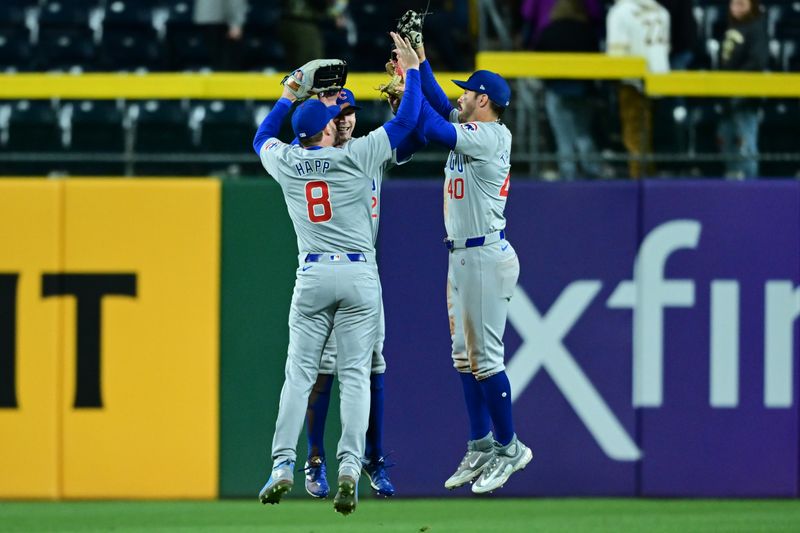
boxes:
[304,253,367,263]
[445,230,505,251]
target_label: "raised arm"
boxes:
[252,85,296,154]
[397,9,454,119]
[419,97,456,150]
[382,33,422,149]
[386,87,427,163]
[419,59,455,119]
[395,123,427,163]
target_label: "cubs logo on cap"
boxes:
[336,88,362,111]
[452,70,512,108]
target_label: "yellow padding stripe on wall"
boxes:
[476,52,647,79]
[0,72,469,100]
[1,53,798,99]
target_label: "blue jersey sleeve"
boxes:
[419,60,455,119]
[420,97,457,150]
[382,68,422,150]
[395,125,427,163]
[252,98,293,154]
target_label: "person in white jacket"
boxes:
[606,0,670,178]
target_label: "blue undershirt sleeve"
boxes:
[419,60,455,119]
[395,125,427,163]
[382,68,422,149]
[252,97,293,154]
[420,97,457,150]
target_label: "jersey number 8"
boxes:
[305,180,332,223]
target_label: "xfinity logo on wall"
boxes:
[506,219,800,462]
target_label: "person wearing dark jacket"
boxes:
[717,0,768,179]
[535,0,602,180]
[657,0,697,70]
[280,0,349,68]
[193,0,248,70]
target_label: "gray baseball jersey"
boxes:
[259,128,393,254]
[444,108,511,240]
[442,109,519,380]
[317,146,408,375]
[259,127,393,476]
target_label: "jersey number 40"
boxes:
[305,180,332,223]
[447,177,464,200]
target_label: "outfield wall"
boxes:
[0,179,797,499]
[0,179,220,499]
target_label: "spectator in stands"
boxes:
[521,0,602,49]
[535,0,602,180]
[657,0,697,70]
[607,0,671,179]
[280,0,350,68]
[415,0,473,71]
[194,0,248,71]
[716,0,768,179]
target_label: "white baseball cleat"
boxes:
[444,435,496,489]
[471,437,532,494]
[259,460,295,504]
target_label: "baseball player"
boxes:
[397,10,533,494]
[303,87,425,499]
[254,33,421,516]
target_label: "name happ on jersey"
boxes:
[295,159,331,176]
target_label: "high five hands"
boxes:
[389,32,420,71]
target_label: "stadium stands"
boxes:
[5,99,62,151]
[0,1,796,178]
[0,1,794,75]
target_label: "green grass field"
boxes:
[2,499,800,533]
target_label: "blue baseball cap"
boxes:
[335,88,361,111]
[452,70,511,108]
[291,99,342,139]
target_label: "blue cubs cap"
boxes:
[291,99,342,139]
[335,88,361,111]
[452,70,511,108]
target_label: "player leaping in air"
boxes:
[303,86,425,499]
[396,9,533,494]
[254,32,422,515]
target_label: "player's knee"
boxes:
[286,358,319,386]
[337,363,370,384]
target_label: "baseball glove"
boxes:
[377,54,405,101]
[397,10,424,49]
[281,59,348,101]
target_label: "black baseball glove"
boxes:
[281,59,348,101]
[397,10,424,49]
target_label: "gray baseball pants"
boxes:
[271,254,380,476]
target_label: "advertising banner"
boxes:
[0,180,62,498]
[377,180,798,497]
[380,182,641,496]
[58,180,220,499]
[0,179,220,499]
[638,181,800,497]
[2,178,796,499]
